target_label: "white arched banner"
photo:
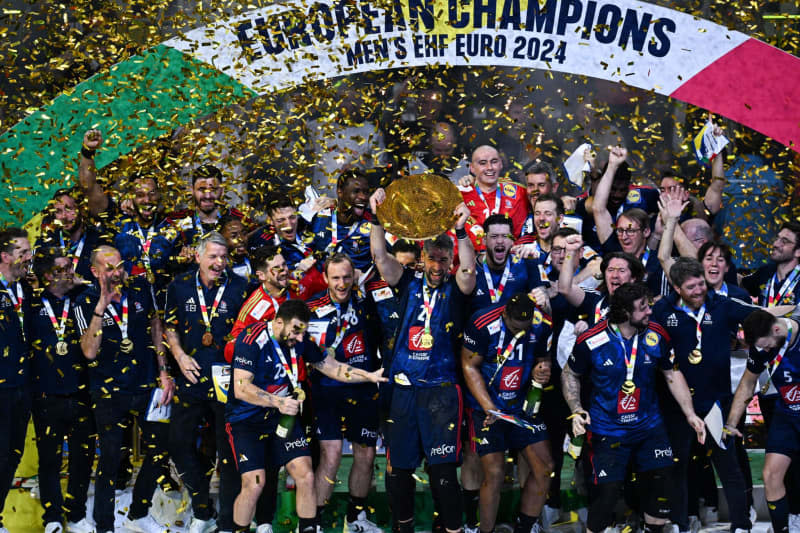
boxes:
[1,0,798,222]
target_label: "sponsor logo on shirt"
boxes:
[780,384,800,405]
[234,356,253,367]
[585,331,610,350]
[185,297,196,312]
[371,287,393,302]
[408,326,432,352]
[429,444,456,457]
[284,437,308,451]
[654,447,673,459]
[134,301,143,313]
[617,388,640,414]
[645,331,658,347]
[499,367,522,391]
[344,331,366,359]
[361,428,378,439]
[666,313,678,327]
[487,319,501,335]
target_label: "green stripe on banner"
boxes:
[0,44,256,225]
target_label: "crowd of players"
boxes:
[0,125,799,533]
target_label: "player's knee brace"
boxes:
[586,481,623,532]
[641,468,671,519]
[386,467,416,522]
[428,463,463,531]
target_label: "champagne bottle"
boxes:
[522,380,543,417]
[567,434,584,460]
[276,391,300,438]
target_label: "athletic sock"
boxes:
[514,512,538,533]
[347,495,368,523]
[768,497,790,532]
[463,488,480,528]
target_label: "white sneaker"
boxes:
[123,515,169,533]
[790,513,800,531]
[345,511,382,533]
[699,506,718,525]
[45,523,64,533]
[188,517,216,533]
[541,505,560,531]
[0,527,8,533]
[688,514,701,533]
[66,518,97,533]
[464,527,479,533]
[256,525,274,533]
[750,506,758,525]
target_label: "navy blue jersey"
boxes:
[226,322,323,423]
[308,212,373,271]
[741,263,800,307]
[390,268,469,387]
[27,289,87,395]
[471,256,544,311]
[167,206,248,250]
[575,290,610,328]
[35,225,105,284]
[569,320,672,438]
[73,279,157,394]
[710,282,751,302]
[306,290,379,388]
[598,244,669,298]
[653,292,756,415]
[363,277,401,361]
[747,327,800,417]
[462,303,552,413]
[0,279,30,389]
[165,271,249,399]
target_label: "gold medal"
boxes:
[146,271,156,284]
[294,389,306,402]
[621,380,636,395]
[55,341,69,356]
[688,349,702,365]
[420,332,434,349]
[202,331,214,347]
[120,338,134,353]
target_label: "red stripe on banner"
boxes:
[671,38,800,152]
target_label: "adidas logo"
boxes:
[479,438,489,445]
[187,297,195,305]
[603,359,614,367]
[389,312,399,319]
[476,289,484,295]
[598,469,607,477]
[239,453,248,462]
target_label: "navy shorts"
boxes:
[226,415,310,474]
[313,384,379,445]
[587,424,674,484]
[766,408,800,456]
[467,408,548,456]
[386,384,463,469]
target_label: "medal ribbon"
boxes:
[768,320,795,379]
[267,320,299,391]
[767,265,800,307]
[60,232,86,273]
[422,281,439,335]
[134,223,156,279]
[678,301,705,352]
[611,324,639,384]
[105,294,129,341]
[196,271,228,332]
[328,211,361,253]
[481,260,511,304]
[488,321,526,386]
[0,275,25,339]
[42,295,70,341]
[640,248,651,269]
[328,301,354,351]
[475,186,502,216]
[594,297,606,324]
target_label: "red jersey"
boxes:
[459,181,529,237]
[223,286,287,363]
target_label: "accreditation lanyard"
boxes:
[60,232,86,273]
[42,295,70,341]
[274,234,312,257]
[328,300,354,351]
[768,321,795,378]
[678,301,706,351]
[717,283,729,297]
[134,223,156,273]
[196,272,227,332]
[0,275,24,338]
[481,260,511,304]
[328,211,360,252]
[267,320,299,391]
[106,294,129,341]
[768,266,800,307]
[421,281,439,335]
[612,325,639,384]
[640,248,651,269]
[488,322,526,386]
[475,186,502,216]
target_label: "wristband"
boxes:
[455,227,468,240]
[93,311,104,319]
[81,146,96,159]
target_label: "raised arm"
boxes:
[312,353,387,384]
[656,192,689,277]
[702,124,727,216]
[662,367,706,443]
[77,129,110,216]
[558,234,588,307]
[453,202,477,294]
[592,146,627,245]
[369,188,404,286]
